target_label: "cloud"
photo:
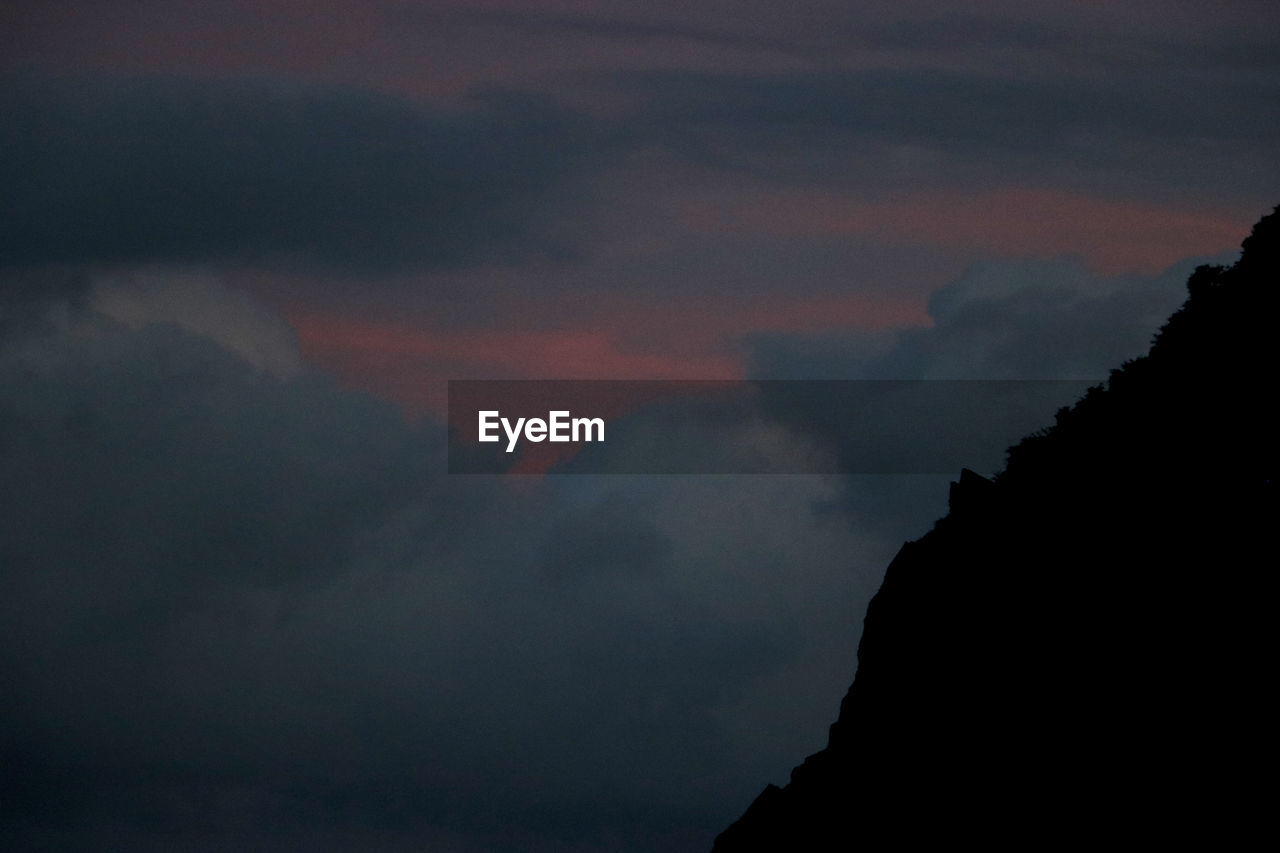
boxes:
[445,249,1243,479]
[0,77,607,272]
[0,272,914,851]
[1,5,1275,848]
[90,269,304,378]
[5,52,1273,284]
[610,67,1280,203]
[749,252,1235,381]
[741,252,1238,486]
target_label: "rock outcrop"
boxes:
[714,208,1278,849]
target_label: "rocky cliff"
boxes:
[714,208,1278,849]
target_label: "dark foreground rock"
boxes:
[714,208,1278,850]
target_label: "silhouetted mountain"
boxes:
[714,208,1278,850]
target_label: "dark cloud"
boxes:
[0,265,96,339]
[5,54,1274,284]
[433,6,803,56]
[539,493,671,583]
[739,253,1237,492]
[0,77,607,272]
[857,15,1072,51]
[612,68,1280,199]
[0,274,895,851]
[2,3,1275,848]
[748,253,1233,380]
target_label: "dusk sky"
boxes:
[2,2,1278,850]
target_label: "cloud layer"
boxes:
[1,79,605,271]
[1,243,1225,848]
[1,277,912,850]
[3,2,1275,849]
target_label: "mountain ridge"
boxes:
[713,207,1278,849]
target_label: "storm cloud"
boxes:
[0,275,901,850]
[0,78,607,272]
[2,2,1276,850]
[4,55,1275,281]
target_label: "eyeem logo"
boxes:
[450,379,1097,474]
[479,410,605,453]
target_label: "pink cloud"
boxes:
[289,311,743,415]
[286,286,926,417]
[683,187,1248,275]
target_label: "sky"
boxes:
[2,2,1278,850]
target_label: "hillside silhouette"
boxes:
[714,208,1278,849]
